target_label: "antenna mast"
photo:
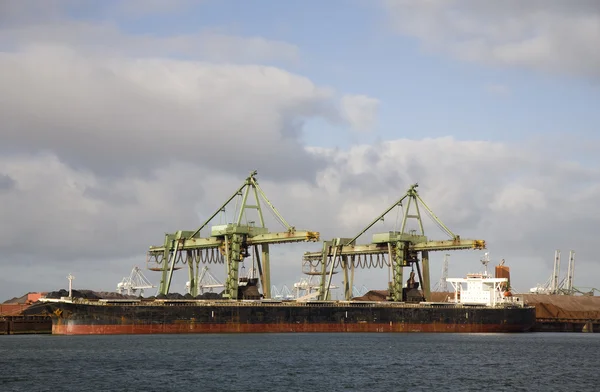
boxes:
[480,252,490,275]
[67,274,75,298]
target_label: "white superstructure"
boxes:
[447,273,521,307]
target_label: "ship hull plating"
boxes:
[53,322,530,335]
[36,300,536,335]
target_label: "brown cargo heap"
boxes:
[523,294,600,332]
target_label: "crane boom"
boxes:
[303,238,485,259]
[149,230,318,253]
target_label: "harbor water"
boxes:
[0,332,598,391]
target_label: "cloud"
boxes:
[2,137,600,300]
[0,153,207,263]
[2,1,598,302]
[190,32,300,63]
[340,94,380,132]
[0,44,334,180]
[383,0,600,78]
[0,174,16,191]
[0,5,360,183]
[313,138,600,291]
[0,1,299,64]
[0,0,195,26]
[0,0,71,27]
[0,22,301,64]
[0,9,380,299]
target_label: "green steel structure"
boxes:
[147,171,320,298]
[302,184,486,302]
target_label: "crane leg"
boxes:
[324,238,340,300]
[158,255,169,295]
[254,246,268,299]
[342,255,351,301]
[390,242,405,301]
[223,234,242,299]
[158,234,174,295]
[422,250,431,301]
[194,259,200,296]
[187,254,195,296]
[261,244,270,299]
[164,239,182,295]
[158,260,169,294]
[318,241,330,300]
[350,257,355,299]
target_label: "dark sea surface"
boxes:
[0,333,598,392]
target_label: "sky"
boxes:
[1,0,600,300]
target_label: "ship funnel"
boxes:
[495,260,510,291]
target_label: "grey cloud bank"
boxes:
[2,138,599,299]
[0,1,599,300]
[384,0,600,79]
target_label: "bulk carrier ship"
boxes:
[29,266,534,334]
[25,171,536,334]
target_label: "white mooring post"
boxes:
[67,273,75,298]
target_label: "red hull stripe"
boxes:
[53,323,530,335]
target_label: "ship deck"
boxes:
[39,298,530,309]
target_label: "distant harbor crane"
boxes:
[271,285,295,300]
[293,263,338,301]
[564,250,575,295]
[434,254,450,292]
[529,250,576,295]
[116,266,156,296]
[186,266,225,294]
[352,285,368,297]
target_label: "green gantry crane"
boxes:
[147,170,320,299]
[302,183,486,302]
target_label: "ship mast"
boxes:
[481,252,490,276]
[67,273,75,299]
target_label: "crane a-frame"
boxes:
[302,183,486,302]
[146,170,320,299]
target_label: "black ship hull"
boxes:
[28,299,536,335]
